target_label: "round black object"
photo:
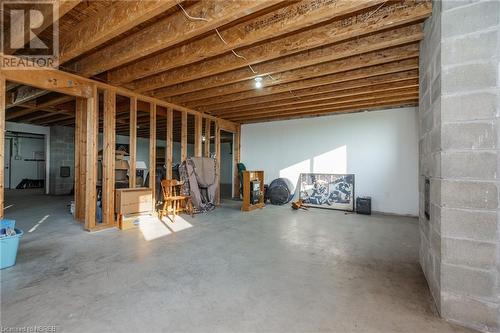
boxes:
[268,178,294,205]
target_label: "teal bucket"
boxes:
[0,219,23,269]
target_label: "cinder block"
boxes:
[441,179,498,210]
[442,264,496,299]
[441,151,497,179]
[443,30,498,65]
[442,122,496,150]
[441,208,498,242]
[442,1,499,38]
[442,92,497,122]
[442,0,478,12]
[442,237,497,269]
[442,62,498,94]
[441,292,499,333]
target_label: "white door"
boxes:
[4,138,11,189]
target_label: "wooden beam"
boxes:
[186,58,419,108]
[146,25,423,96]
[181,111,187,161]
[204,119,211,158]
[133,1,431,92]
[149,103,157,199]
[75,0,283,78]
[6,95,74,120]
[129,97,137,188]
[59,0,177,63]
[102,89,116,227]
[199,70,419,112]
[215,121,221,205]
[233,128,241,199]
[74,97,86,221]
[84,85,98,231]
[224,89,419,120]
[168,44,419,103]
[194,114,202,157]
[1,57,92,97]
[214,80,419,116]
[110,0,386,84]
[0,75,5,219]
[233,96,419,122]
[166,107,173,179]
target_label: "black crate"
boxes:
[356,196,371,215]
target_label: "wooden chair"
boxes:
[159,179,193,221]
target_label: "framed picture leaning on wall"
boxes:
[298,173,355,211]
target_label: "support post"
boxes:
[84,85,98,231]
[0,75,5,219]
[215,121,221,205]
[166,107,173,179]
[102,89,116,226]
[129,96,137,187]
[204,119,211,157]
[74,97,87,221]
[149,103,156,204]
[233,128,241,199]
[181,110,187,161]
[194,114,202,157]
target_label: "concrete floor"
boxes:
[1,189,473,332]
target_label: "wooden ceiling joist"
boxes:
[185,58,419,108]
[5,95,75,121]
[72,0,284,77]
[198,70,419,112]
[212,80,419,116]
[222,89,419,119]
[132,1,431,93]
[59,0,178,63]
[147,25,423,98]
[169,44,419,103]
[232,96,419,123]
[108,0,387,84]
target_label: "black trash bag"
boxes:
[268,178,294,205]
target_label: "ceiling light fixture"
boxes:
[254,76,263,89]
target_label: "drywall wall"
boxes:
[241,107,419,215]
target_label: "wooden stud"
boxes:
[204,119,211,158]
[166,107,173,179]
[102,89,116,226]
[194,114,202,157]
[0,75,5,219]
[181,111,187,162]
[84,85,98,231]
[215,121,221,205]
[149,103,157,204]
[129,96,137,188]
[233,128,241,199]
[74,97,87,221]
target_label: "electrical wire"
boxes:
[177,3,209,22]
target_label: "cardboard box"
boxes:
[115,159,129,170]
[115,188,153,215]
[118,214,140,230]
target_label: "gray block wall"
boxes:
[49,126,75,195]
[419,1,500,332]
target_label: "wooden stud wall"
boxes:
[215,121,221,205]
[194,114,202,157]
[129,96,137,188]
[166,107,173,179]
[181,111,187,161]
[233,129,241,199]
[149,103,157,203]
[102,89,116,227]
[74,97,87,221]
[204,120,211,158]
[84,86,98,231]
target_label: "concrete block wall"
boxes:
[419,1,500,332]
[49,126,75,195]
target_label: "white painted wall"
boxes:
[241,108,419,215]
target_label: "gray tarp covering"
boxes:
[179,157,218,213]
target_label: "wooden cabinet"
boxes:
[241,170,265,211]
